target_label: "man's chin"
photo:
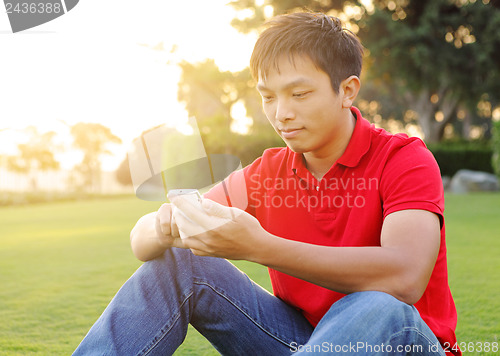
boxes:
[284,142,307,154]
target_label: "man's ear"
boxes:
[340,76,361,109]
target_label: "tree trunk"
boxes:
[408,89,458,143]
[462,111,471,140]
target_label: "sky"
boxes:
[0,0,258,170]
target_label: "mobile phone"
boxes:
[167,189,202,204]
[167,189,203,239]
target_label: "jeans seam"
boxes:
[139,291,194,356]
[194,280,294,348]
[388,326,442,354]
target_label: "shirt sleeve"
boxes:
[380,138,445,227]
[202,168,248,209]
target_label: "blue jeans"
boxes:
[73,248,445,355]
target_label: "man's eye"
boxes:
[293,92,310,98]
[263,96,274,102]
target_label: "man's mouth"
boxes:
[280,128,303,139]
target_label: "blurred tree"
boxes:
[228,0,500,143]
[177,59,282,165]
[0,128,11,169]
[229,0,347,33]
[492,120,500,178]
[359,0,500,142]
[70,123,122,193]
[178,59,237,151]
[115,155,132,186]
[6,127,60,190]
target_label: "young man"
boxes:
[74,12,460,355]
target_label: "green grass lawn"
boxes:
[444,193,500,351]
[0,193,498,355]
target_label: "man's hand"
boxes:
[130,203,186,261]
[170,196,267,261]
[154,203,181,247]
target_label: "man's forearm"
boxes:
[253,210,440,305]
[130,212,168,262]
[255,235,417,302]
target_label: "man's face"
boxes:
[256,55,350,159]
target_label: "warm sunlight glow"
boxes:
[493,107,500,122]
[435,111,445,122]
[0,0,257,172]
[230,100,253,135]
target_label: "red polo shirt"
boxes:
[205,107,459,354]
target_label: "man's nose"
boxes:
[275,99,295,122]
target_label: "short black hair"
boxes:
[250,12,364,93]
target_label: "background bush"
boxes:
[492,121,500,178]
[427,141,494,177]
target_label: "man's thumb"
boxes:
[201,198,232,219]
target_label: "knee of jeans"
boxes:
[327,291,418,328]
[142,248,193,275]
[353,291,418,326]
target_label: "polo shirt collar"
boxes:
[337,106,372,167]
[287,106,372,176]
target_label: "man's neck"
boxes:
[304,110,356,180]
